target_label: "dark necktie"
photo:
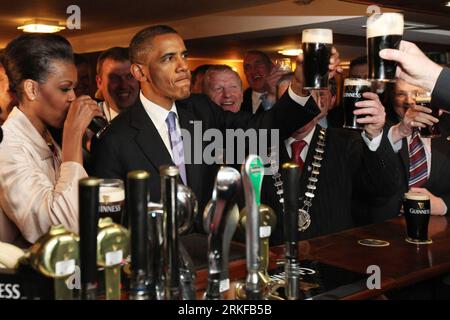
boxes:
[290,140,307,169]
[408,129,428,188]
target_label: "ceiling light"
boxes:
[445,2,450,7]
[278,49,303,56]
[18,20,65,33]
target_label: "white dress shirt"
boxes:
[139,91,181,159]
[251,91,265,114]
[0,107,87,245]
[99,101,119,123]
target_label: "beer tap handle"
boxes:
[258,204,277,281]
[242,155,264,300]
[97,217,129,300]
[205,166,241,300]
[179,242,197,300]
[160,166,181,300]
[127,170,150,300]
[281,162,302,300]
[79,177,101,300]
[281,163,301,259]
[28,225,79,300]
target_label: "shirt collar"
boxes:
[139,91,178,124]
[285,125,316,148]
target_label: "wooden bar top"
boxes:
[196,216,450,299]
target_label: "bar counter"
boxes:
[194,215,450,299]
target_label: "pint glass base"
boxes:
[369,78,396,83]
[419,133,441,139]
[405,237,432,245]
[343,125,363,131]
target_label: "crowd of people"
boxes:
[0,24,448,252]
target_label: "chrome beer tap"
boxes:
[236,155,265,300]
[203,166,241,300]
[159,166,182,300]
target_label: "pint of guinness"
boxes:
[302,28,333,90]
[99,179,125,225]
[343,78,372,130]
[416,94,441,138]
[367,13,404,82]
[404,192,431,244]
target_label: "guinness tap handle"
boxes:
[281,162,301,258]
[127,170,150,300]
[79,177,101,300]
[242,155,264,300]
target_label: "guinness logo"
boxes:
[418,202,425,209]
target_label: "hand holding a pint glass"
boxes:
[402,104,439,135]
[380,40,443,92]
[352,92,386,138]
[62,95,104,164]
[291,42,342,97]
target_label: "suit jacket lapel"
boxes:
[399,137,410,182]
[426,137,449,187]
[130,99,174,173]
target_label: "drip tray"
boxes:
[269,260,368,300]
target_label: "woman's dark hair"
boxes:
[3,34,74,100]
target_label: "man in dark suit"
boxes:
[354,79,450,225]
[263,89,400,245]
[241,50,287,114]
[90,25,342,228]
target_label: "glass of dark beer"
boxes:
[302,28,333,90]
[416,93,441,138]
[99,179,125,225]
[343,78,372,130]
[404,192,432,244]
[367,13,404,82]
[88,116,109,140]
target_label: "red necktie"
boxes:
[291,140,307,169]
[408,130,428,188]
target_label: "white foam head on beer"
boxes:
[344,78,372,87]
[415,94,431,104]
[99,187,125,203]
[404,191,430,201]
[302,29,333,44]
[367,13,404,38]
[344,78,371,87]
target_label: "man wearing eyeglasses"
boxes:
[354,78,450,225]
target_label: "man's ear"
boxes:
[131,63,146,81]
[23,79,38,102]
[95,74,102,89]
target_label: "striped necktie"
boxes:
[165,111,187,185]
[408,129,428,188]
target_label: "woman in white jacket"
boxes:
[0,34,102,246]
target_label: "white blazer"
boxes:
[0,107,87,246]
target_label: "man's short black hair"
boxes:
[96,47,129,75]
[129,25,178,64]
[244,50,273,67]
